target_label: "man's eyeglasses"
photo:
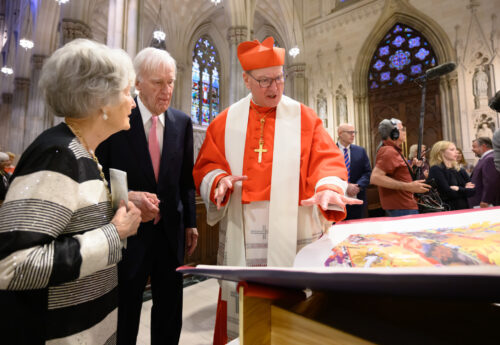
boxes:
[341,131,357,135]
[247,73,285,88]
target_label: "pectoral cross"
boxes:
[254,142,267,163]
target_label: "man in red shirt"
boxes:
[370,118,430,217]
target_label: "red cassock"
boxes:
[193,101,348,221]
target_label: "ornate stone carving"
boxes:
[32,55,47,70]
[14,78,30,90]
[336,85,347,126]
[474,113,495,139]
[227,26,247,45]
[61,19,93,45]
[2,93,13,104]
[287,63,306,79]
[316,88,327,128]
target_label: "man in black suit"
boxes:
[96,47,198,345]
[336,123,372,219]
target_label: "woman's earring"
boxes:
[102,113,108,120]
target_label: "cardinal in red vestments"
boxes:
[192,36,362,344]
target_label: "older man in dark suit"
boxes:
[468,137,500,207]
[336,123,372,219]
[96,47,198,345]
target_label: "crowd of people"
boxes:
[0,36,499,345]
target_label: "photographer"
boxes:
[370,118,430,217]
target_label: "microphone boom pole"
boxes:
[415,62,457,176]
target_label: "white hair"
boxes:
[378,118,401,140]
[134,47,177,82]
[39,39,135,118]
[0,152,9,162]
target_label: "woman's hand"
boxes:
[450,185,459,191]
[465,182,475,189]
[111,200,142,239]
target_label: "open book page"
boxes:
[294,207,500,268]
[109,168,129,248]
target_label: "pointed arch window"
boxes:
[191,36,221,126]
[368,23,437,90]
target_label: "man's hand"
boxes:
[407,180,431,193]
[346,183,360,197]
[128,191,160,222]
[479,202,490,208]
[214,175,248,210]
[185,227,199,256]
[301,189,363,210]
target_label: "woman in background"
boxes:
[408,143,429,179]
[428,141,475,210]
[0,39,142,344]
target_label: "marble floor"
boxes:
[137,278,219,345]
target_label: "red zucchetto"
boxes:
[237,37,285,71]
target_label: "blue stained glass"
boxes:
[212,67,219,88]
[191,36,221,126]
[415,48,429,60]
[389,50,411,70]
[392,36,405,47]
[202,69,210,83]
[409,37,420,48]
[369,23,437,88]
[192,60,200,82]
[395,73,407,84]
[379,46,389,56]
[411,64,422,75]
[373,60,385,71]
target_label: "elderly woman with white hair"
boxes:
[0,39,143,344]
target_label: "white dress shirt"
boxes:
[138,95,165,155]
[337,142,351,160]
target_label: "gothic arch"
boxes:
[352,1,458,155]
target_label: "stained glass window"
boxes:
[191,36,221,126]
[368,23,437,89]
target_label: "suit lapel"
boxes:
[127,106,157,187]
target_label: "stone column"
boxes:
[173,63,185,112]
[8,78,30,155]
[62,18,92,45]
[354,94,370,153]
[0,93,13,151]
[107,0,125,48]
[227,26,248,104]
[23,55,47,149]
[286,63,307,104]
[440,74,461,145]
[125,0,138,56]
